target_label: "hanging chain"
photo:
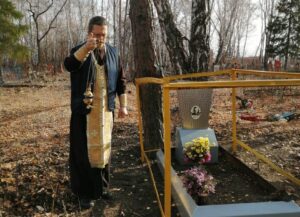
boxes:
[83,48,99,109]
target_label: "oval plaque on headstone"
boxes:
[191,105,201,120]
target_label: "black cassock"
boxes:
[69,114,109,199]
[64,43,125,200]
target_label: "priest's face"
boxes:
[91,25,107,48]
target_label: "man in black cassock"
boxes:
[64,16,128,209]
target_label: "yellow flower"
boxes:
[184,136,211,161]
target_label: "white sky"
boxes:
[244,3,262,57]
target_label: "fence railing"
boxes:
[135,69,300,217]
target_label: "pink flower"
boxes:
[199,153,211,163]
[182,167,216,199]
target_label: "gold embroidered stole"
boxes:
[87,64,113,168]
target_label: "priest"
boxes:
[64,16,128,209]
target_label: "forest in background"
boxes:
[1,0,300,84]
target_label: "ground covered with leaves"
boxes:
[210,87,300,195]
[0,73,299,216]
[0,75,162,217]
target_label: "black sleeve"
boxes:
[63,47,82,73]
[116,57,126,96]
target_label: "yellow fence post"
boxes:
[136,83,145,162]
[231,69,237,153]
[135,71,300,217]
[163,85,171,217]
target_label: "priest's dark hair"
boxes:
[88,16,108,32]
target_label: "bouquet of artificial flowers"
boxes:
[183,137,211,163]
[182,166,216,199]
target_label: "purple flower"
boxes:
[182,167,216,200]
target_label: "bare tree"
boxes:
[211,0,239,65]
[221,0,257,63]
[240,2,257,64]
[26,0,68,66]
[9,0,131,74]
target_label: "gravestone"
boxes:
[176,88,218,164]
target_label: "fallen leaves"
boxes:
[1,77,300,216]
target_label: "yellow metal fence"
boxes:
[135,69,300,217]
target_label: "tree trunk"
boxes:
[35,18,40,67]
[37,39,41,66]
[264,27,271,70]
[213,0,239,65]
[152,0,189,74]
[64,1,73,51]
[122,0,129,70]
[242,17,250,65]
[189,0,210,74]
[130,0,164,151]
[76,0,84,41]
[214,34,225,65]
[113,0,117,46]
[91,0,95,16]
[284,13,292,70]
[0,66,4,85]
[118,0,122,54]
[262,0,273,70]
